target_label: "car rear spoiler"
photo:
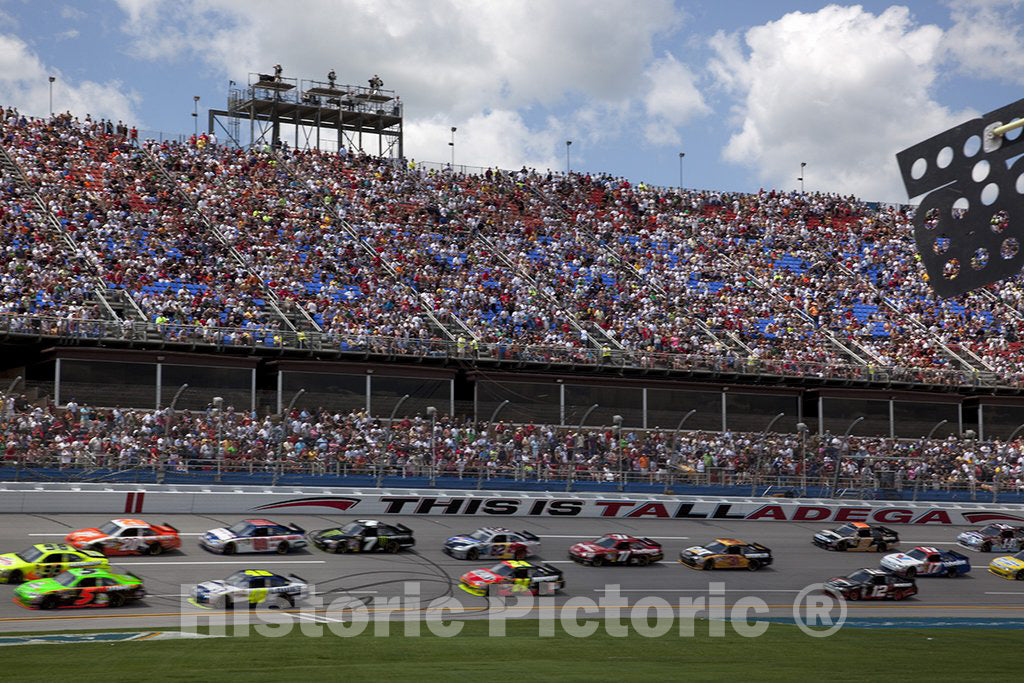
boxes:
[541,563,563,576]
[750,542,771,552]
[946,549,970,561]
[641,537,659,546]
[287,573,307,583]
[877,526,899,535]
[125,571,141,581]
[395,524,412,534]
[520,531,539,541]
[163,522,179,532]
[288,523,306,534]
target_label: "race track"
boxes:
[0,514,1021,632]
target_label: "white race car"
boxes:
[199,519,307,555]
[442,527,541,560]
[190,569,308,609]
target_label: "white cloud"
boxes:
[708,5,973,202]
[112,0,698,168]
[944,0,1024,84]
[0,33,140,123]
[55,29,79,41]
[641,53,709,145]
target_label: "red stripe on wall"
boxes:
[124,492,135,514]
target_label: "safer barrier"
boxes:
[1,483,1023,524]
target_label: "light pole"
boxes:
[797,422,808,496]
[798,162,806,193]
[283,388,306,416]
[832,416,865,492]
[159,383,189,483]
[379,394,410,486]
[193,95,200,138]
[664,409,697,494]
[567,403,599,491]
[426,406,437,486]
[752,413,785,495]
[48,76,55,117]
[678,151,685,190]
[565,140,572,174]
[1007,422,1024,442]
[212,396,223,481]
[613,415,624,490]
[449,126,456,168]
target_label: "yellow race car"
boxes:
[0,543,108,584]
[678,538,774,570]
[988,550,1024,580]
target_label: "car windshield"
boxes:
[469,530,491,541]
[704,542,728,554]
[906,549,927,560]
[54,571,78,587]
[488,564,513,577]
[1014,551,1024,561]
[980,525,1000,536]
[227,522,253,536]
[16,547,43,562]
[339,523,364,535]
[834,525,856,535]
[847,570,873,583]
[225,571,251,588]
[593,536,617,549]
[98,521,122,535]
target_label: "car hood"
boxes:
[824,576,857,587]
[957,531,983,542]
[15,578,62,595]
[881,553,916,566]
[570,542,605,554]
[460,569,500,585]
[204,528,234,541]
[194,580,231,595]
[681,546,714,557]
[66,529,105,543]
[315,529,352,541]
[446,535,477,547]
[0,553,25,568]
[816,530,842,540]
[990,556,1024,570]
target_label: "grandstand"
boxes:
[1,99,1024,502]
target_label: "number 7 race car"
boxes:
[812,522,899,551]
[65,518,181,556]
[568,534,664,566]
[14,567,145,610]
[199,519,307,555]
[0,544,108,583]
[823,568,918,601]
[458,561,565,597]
[309,520,415,553]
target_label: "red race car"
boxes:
[823,568,918,601]
[66,518,181,556]
[458,560,564,597]
[568,533,663,566]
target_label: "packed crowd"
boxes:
[2,398,1021,493]
[0,106,1023,384]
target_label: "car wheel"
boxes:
[513,547,527,560]
[703,560,714,571]
[905,567,916,578]
[846,590,859,601]
[1016,570,1024,581]
[747,560,761,571]
[635,555,650,567]
[466,547,479,561]
[147,543,163,556]
[591,555,604,567]
[836,541,847,551]
[981,541,992,552]
[222,543,236,555]
[218,596,233,610]
[276,542,290,555]
[385,540,400,554]
[40,596,58,610]
[7,570,22,584]
[108,592,126,608]
[876,543,887,553]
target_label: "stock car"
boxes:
[987,550,1024,580]
[65,518,181,556]
[0,543,108,583]
[13,567,145,610]
[823,568,918,601]
[957,524,1024,552]
[880,546,971,577]
[678,538,773,571]
[199,519,307,555]
[443,527,541,560]
[189,569,309,609]
[458,560,565,597]
[568,534,664,566]
[812,522,899,551]
[309,520,415,554]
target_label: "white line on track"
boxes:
[539,535,690,540]
[28,532,207,537]
[985,591,1024,595]
[115,560,327,566]
[593,588,803,593]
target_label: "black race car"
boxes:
[309,520,415,554]
[812,522,899,551]
[823,568,918,601]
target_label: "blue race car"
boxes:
[879,546,971,577]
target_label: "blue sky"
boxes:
[1,1,1021,201]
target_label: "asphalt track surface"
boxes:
[0,514,1021,632]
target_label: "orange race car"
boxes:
[66,518,181,556]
